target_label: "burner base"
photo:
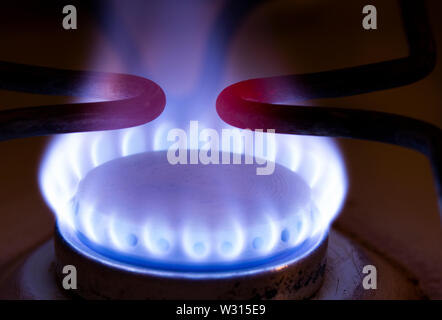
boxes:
[54,226,328,299]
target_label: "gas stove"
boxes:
[0,0,441,302]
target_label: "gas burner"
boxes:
[53,150,327,299]
[36,125,347,299]
[54,224,327,299]
[69,151,319,270]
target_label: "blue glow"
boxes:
[63,222,327,274]
[38,1,348,273]
[281,229,290,242]
[39,133,347,272]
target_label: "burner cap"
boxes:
[70,151,320,271]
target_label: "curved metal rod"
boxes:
[0,61,166,141]
[216,0,441,213]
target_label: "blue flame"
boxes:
[40,130,347,272]
[38,0,348,273]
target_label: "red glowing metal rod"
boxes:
[0,61,166,141]
[216,0,442,214]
